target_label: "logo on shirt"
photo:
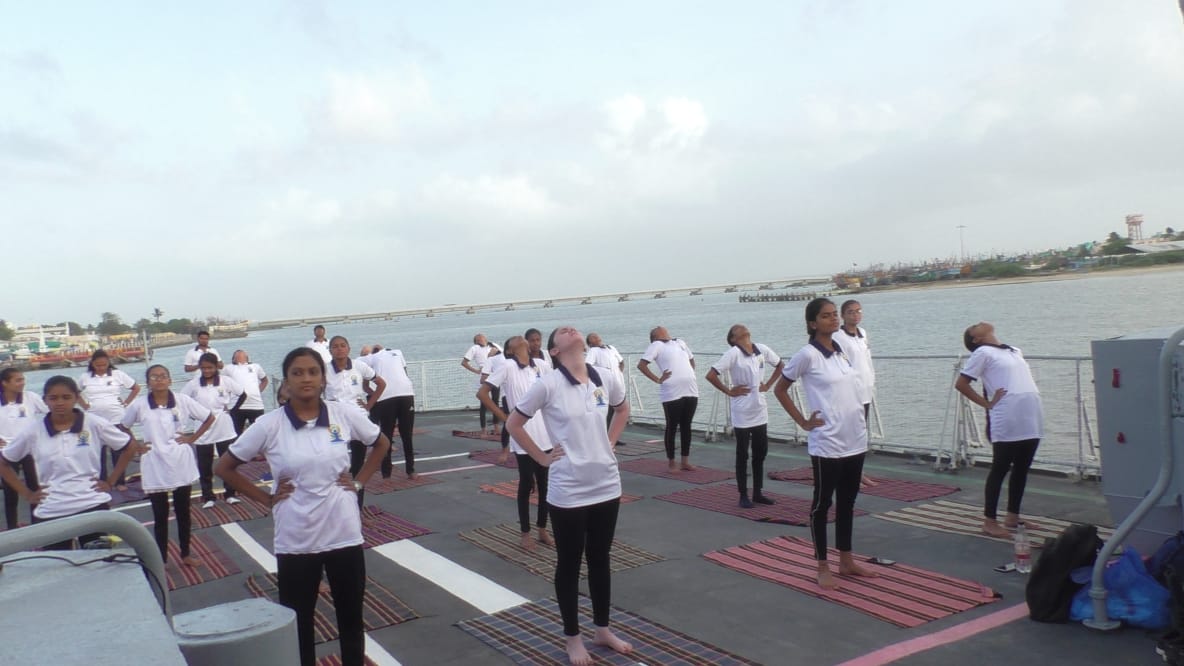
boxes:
[18,406,26,417]
[593,388,606,407]
[328,424,345,443]
[77,431,91,447]
[350,374,360,386]
[171,408,180,423]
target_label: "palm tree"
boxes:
[152,307,164,323]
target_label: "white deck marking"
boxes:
[219,522,278,574]
[420,463,493,476]
[364,635,403,666]
[392,452,470,464]
[372,539,528,614]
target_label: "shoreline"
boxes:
[858,262,1184,295]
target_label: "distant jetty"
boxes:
[738,291,840,303]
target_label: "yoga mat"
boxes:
[469,449,517,469]
[189,496,270,530]
[164,533,241,591]
[654,483,866,526]
[453,429,503,442]
[316,656,378,666]
[458,523,663,580]
[360,506,433,548]
[479,481,642,507]
[364,473,442,495]
[613,439,668,456]
[245,574,417,644]
[873,500,1114,546]
[703,535,1000,628]
[619,458,735,484]
[767,468,960,502]
[458,596,760,665]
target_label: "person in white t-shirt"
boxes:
[0,375,135,550]
[462,334,497,432]
[306,325,332,366]
[181,354,246,509]
[706,324,784,508]
[481,344,506,439]
[0,368,47,530]
[507,326,633,666]
[124,364,216,566]
[479,336,555,551]
[362,344,417,480]
[955,322,1044,538]
[838,300,879,490]
[326,337,385,509]
[224,350,269,434]
[183,331,223,374]
[637,327,700,472]
[774,298,878,590]
[217,347,391,666]
[78,349,140,491]
[585,332,625,431]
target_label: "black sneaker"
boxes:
[739,495,754,509]
[752,494,776,506]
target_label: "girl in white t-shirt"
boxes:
[216,347,391,666]
[774,298,878,590]
[955,322,1044,537]
[0,375,135,549]
[182,353,246,509]
[123,364,216,567]
[78,350,140,491]
[1,368,48,529]
[507,326,633,666]
[327,336,385,509]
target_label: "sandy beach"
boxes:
[862,262,1184,294]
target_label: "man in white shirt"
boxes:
[363,344,418,479]
[306,325,331,366]
[183,331,223,374]
[637,326,700,472]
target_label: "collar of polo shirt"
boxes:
[810,339,844,358]
[199,374,222,388]
[556,363,604,387]
[740,341,762,357]
[986,343,1015,351]
[333,359,353,372]
[44,409,85,436]
[841,326,864,338]
[283,402,330,429]
[0,392,23,406]
[514,357,537,370]
[148,391,177,409]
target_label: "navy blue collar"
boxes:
[556,363,603,387]
[0,392,23,406]
[810,339,843,358]
[89,369,112,377]
[332,358,353,372]
[199,374,221,387]
[738,342,761,357]
[283,401,330,429]
[513,357,538,370]
[148,391,177,409]
[987,343,1015,351]
[841,326,864,339]
[44,409,85,436]
[194,344,208,351]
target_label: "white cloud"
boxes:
[652,97,707,150]
[422,173,552,222]
[311,69,431,142]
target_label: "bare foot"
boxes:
[520,532,536,551]
[406,472,419,481]
[537,529,554,546]
[497,450,509,465]
[817,563,838,590]
[181,555,203,568]
[680,457,697,471]
[838,555,880,578]
[982,520,1011,538]
[860,475,878,488]
[318,581,331,594]
[667,459,679,473]
[1003,514,1038,530]
[593,626,633,655]
[565,635,593,666]
[116,484,129,492]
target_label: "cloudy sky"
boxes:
[3,1,1182,324]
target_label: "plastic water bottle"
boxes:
[1014,523,1032,574]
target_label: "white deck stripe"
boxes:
[392,452,470,464]
[219,522,278,573]
[372,539,528,614]
[420,463,492,476]
[364,635,403,666]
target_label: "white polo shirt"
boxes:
[78,369,137,424]
[960,344,1044,443]
[2,410,130,519]
[586,345,623,372]
[711,342,782,429]
[224,363,268,411]
[229,401,380,555]
[781,339,868,458]
[364,350,414,400]
[324,359,375,408]
[306,339,332,366]
[0,392,48,443]
[515,364,625,508]
[836,326,875,404]
[641,338,699,403]
[183,345,222,374]
[481,353,505,384]
[485,359,553,455]
[180,374,244,444]
[122,392,208,492]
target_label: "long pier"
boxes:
[250,276,833,330]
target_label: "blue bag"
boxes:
[1069,548,1171,629]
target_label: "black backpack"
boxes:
[1026,524,1104,623]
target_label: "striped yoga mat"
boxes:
[316,655,378,666]
[655,483,866,526]
[458,596,760,665]
[613,439,668,456]
[703,536,999,628]
[479,481,642,506]
[458,523,664,580]
[874,500,1115,546]
[360,506,432,548]
[164,533,241,591]
[364,473,442,495]
[245,574,418,644]
[619,458,735,484]
[453,429,503,442]
[190,496,270,530]
[469,448,517,469]
[238,460,272,482]
[767,468,960,502]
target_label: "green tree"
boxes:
[55,321,85,336]
[95,312,132,336]
[152,307,164,322]
[133,318,153,331]
[0,319,13,341]
[1101,231,1134,256]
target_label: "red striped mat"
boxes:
[703,536,999,628]
[238,460,272,482]
[619,458,735,484]
[165,533,241,591]
[190,496,270,529]
[364,473,442,495]
[767,468,960,502]
[453,429,503,442]
[613,439,668,456]
[360,506,432,548]
[480,481,642,506]
[874,500,1115,546]
[459,523,664,581]
[469,448,516,468]
[245,574,417,644]
[654,483,866,526]
[316,655,378,666]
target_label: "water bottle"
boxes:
[1014,523,1032,574]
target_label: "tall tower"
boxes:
[1126,214,1144,241]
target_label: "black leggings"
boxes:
[31,503,110,550]
[500,398,511,449]
[3,456,38,530]
[349,440,366,509]
[277,545,366,666]
[149,485,193,562]
[661,396,698,459]
[230,408,265,435]
[99,446,126,487]
[984,438,1040,520]
[515,453,549,533]
[373,396,417,476]
[480,387,502,430]
[734,424,769,496]
[810,453,865,561]
[549,497,620,636]
[196,440,237,501]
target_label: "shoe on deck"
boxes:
[753,494,776,506]
[225,497,242,505]
[201,500,216,510]
[739,496,754,509]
